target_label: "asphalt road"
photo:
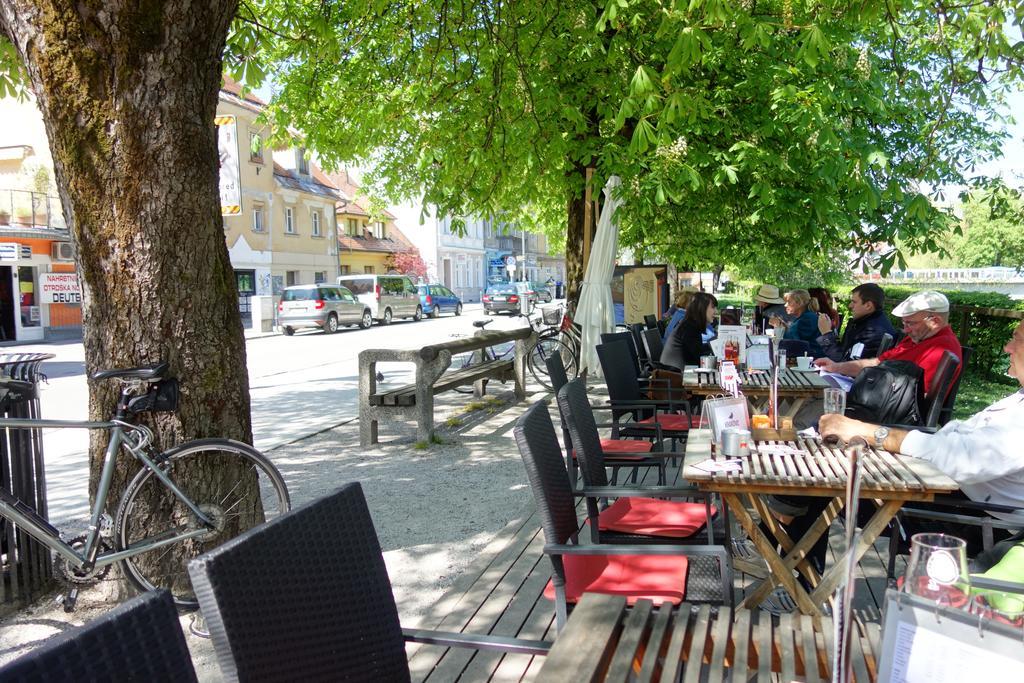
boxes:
[11,302,544,526]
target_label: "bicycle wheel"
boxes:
[528,336,579,390]
[115,438,290,607]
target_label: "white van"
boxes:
[336,274,423,324]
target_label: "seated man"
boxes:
[771,320,1024,580]
[815,290,961,395]
[752,284,790,334]
[815,282,898,362]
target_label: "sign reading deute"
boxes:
[40,273,82,305]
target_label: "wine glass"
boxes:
[969,592,1024,629]
[903,533,971,608]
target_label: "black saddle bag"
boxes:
[845,360,924,426]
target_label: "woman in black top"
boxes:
[661,292,718,370]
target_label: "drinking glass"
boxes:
[822,387,846,415]
[903,533,970,607]
[776,350,787,369]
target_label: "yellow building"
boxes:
[218,78,342,319]
[328,170,417,275]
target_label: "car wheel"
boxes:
[325,313,339,334]
[455,303,463,316]
[431,305,441,319]
[413,305,423,321]
[383,308,393,325]
[282,326,295,336]
[360,310,372,329]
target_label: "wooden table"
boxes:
[682,366,831,418]
[537,593,879,682]
[682,430,957,616]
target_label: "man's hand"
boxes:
[769,315,785,329]
[817,313,832,335]
[819,414,872,443]
[814,357,836,371]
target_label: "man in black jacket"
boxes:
[815,283,898,361]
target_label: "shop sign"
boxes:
[40,272,82,304]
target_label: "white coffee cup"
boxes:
[796,355,812,370]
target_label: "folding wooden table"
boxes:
[681,366,831,418]
[682,429,958,616]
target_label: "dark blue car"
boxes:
[418,284,463,318]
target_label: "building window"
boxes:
[286,270,298,287]
[373,221,385,239]
[297,148,309,175]
[347,218,359,236]
[340,265,350,275]
[364,265,375,274]
[252,203,265,232]
[285,207,295,234]
[314,271,326,284]
[249,132,263,164]
[311,210,321,237]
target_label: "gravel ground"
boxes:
[0,383,551,679]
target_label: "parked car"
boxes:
[337,274,423,324]
[278,284,373,335]
[417,284,463,318]
[482,283,526,314]
[529,281,553,303]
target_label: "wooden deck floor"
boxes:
[406,449,903,682]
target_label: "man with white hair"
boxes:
[815,290,962,395]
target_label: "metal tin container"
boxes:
[700,355,717,370]
[721,427,741,457]
[734,429,752,456]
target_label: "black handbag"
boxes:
[845,360,924,426]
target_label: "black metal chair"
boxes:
[513,402,732,630]
[876,332,895,356]
[600,331,642,378]
[557,378,719,545]
[0,590,198,682]
[643,314,659,330]
[936,345,971,426]
[628,322,651,370]
[642,327,666,368]
[188,483,550,682]
[777,338,810,359]
[544,353,664,487]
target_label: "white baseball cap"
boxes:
[891,290,949,317]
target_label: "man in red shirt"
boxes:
[816,290,962,395]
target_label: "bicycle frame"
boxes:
[0,416,217,574]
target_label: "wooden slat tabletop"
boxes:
[537,593,878,682]
[682,429,957,500]
[684,367,830,397]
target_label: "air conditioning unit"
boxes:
[51,242,75,261]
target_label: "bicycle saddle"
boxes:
[91,361,170,382]
[472,320,493,329]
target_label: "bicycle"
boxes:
[0,361,290,609]
[452,307,579,391]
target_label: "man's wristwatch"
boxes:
[873,426,890,448]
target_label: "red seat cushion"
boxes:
[571,439,652,461]
[598,497,716,538]
[637,413,692,431]
[543,554,688,605]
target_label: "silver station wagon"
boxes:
[277,284,373,335]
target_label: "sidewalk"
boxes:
[0,372,558,679]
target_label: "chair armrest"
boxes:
[970,577,1024,595]
[543,543,728,557]
[402,628,551,656]
[580,485,703,498]
[913,495,1024,516]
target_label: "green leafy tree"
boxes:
[954,191,1024,270]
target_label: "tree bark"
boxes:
[0,2,248,509]
[564,162,596,311]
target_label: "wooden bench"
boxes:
[358,327,534,445]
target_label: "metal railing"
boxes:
[0,189,66,231]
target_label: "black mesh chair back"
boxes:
[642,328,665,366]
[188,483,412,683]
[643,314,658,330]
[777,339,809,358]
[876,332,895,356]
[600,331,641,378]
[628,322,650,367]
[0,590,197,682]
[596,340,649,421]
[513,402,582,546]
[544,353,570,396]
[921,350,960,428]
[557,378,610,488]
[720,307,742,326]
[937,345,971,426]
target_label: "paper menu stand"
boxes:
[719,361,740,396]
[747,344,771,370]
[877,589,1024,683]
[700,395,749,445]
[717,325,748,364]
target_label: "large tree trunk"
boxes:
[1,2,249,515]
[564,163,596,310]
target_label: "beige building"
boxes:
[218,78,342,320]
[328,170,417,275]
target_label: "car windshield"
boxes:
[282,288,319,302]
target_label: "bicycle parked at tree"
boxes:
[0,362,290,610]
[453,305,579,391]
